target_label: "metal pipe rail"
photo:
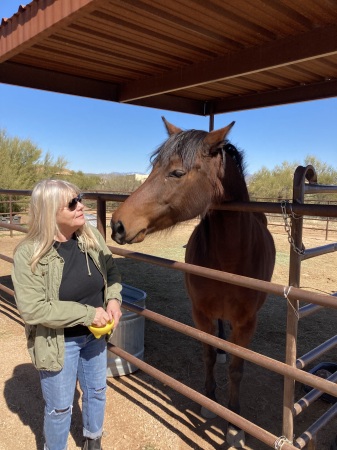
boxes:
[108,246,337,310]
[298,303,323,318]
[120,300,337,399]
[1,255,336,448]
[1,225,337,311]
[0,273,328,450]
[296,336,337,370]
[293,371,337,416]
[295,403,337,449]
[298,293,337,318]
[1,189,337,218]
[304,183,337,195]
[301,243,337,261]
[0,283,14,297]
[2,246,336,373]
[108,343,299,450]
[0,272,308,450]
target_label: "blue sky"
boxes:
[1,1,337,175]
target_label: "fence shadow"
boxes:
[4,363,84,449]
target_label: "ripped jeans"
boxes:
[39,334,107,450]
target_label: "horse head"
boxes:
[111,117,235,245]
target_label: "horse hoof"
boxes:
[226,425,245,448]
[216,353,227,364]
[200,406,217,419]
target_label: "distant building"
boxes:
[134,174,148,183]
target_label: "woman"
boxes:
[12,179,123,450]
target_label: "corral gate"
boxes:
[0,167,337,449]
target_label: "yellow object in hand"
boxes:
[88,320,115,339]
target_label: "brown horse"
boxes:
[111,117,275,447]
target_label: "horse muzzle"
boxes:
[111,220,147,244]
[111,220,127,244]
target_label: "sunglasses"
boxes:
[68,193,83,210]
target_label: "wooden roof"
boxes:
[1,0,337,116]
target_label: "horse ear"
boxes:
[162,116,183,135]
[204,121,235,149]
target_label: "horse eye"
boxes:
[169,169,186,178]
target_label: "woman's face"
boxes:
[56,193,86,239]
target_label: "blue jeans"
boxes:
[39,334,107,450]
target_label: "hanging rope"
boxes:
[283,285,299,320]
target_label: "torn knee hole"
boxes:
[55,407,69,413]
[50,405,72,415]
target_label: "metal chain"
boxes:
[280,200,305,255]
[274,435,293,449]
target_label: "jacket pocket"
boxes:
[34,326,58,370]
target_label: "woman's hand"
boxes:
[106,299,122,328]
[92,307,110,327]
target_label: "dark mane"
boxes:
[150,130,246,176]
[150,129,207,170]
[224,142,246,178]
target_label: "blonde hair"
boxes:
[15,179,99,272]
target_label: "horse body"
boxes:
[185,208,275,422]
[111,118,275,446]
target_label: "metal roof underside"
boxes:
[1,0,337,116]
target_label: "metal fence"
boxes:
[0,169,337,449]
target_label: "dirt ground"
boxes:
[0,222,336,450]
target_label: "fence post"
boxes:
[282,165,317,443]
[97,196,106,240]
[9,195,13,238]
[325,202,330,240]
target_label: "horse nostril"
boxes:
[111,220,126,244]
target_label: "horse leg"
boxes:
[226,316,257,448]
[217,319,227,363]
[192,308,218,419]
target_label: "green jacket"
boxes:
[11,226,122,371]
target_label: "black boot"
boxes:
[82,436,102,450]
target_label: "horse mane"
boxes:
[150,129,246,179]
[151,130,209,170]
[223,142,247,179]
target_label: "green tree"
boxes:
[53,170,101,191]
[249,161,299,200]
[99,173,143,193]
[40,152,68,179]
[0,129,70,190]
[0,129,70,213]
[249,156,337,202]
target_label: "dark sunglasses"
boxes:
[68,193,83,210]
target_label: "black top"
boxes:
[54,235,104,337]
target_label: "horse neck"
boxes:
[221,155,250,203]
[204,155,251,231]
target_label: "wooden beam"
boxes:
[0,61,118,101]
[209,79,337,114]
[131,94,205,115]
[120,24,337,102]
